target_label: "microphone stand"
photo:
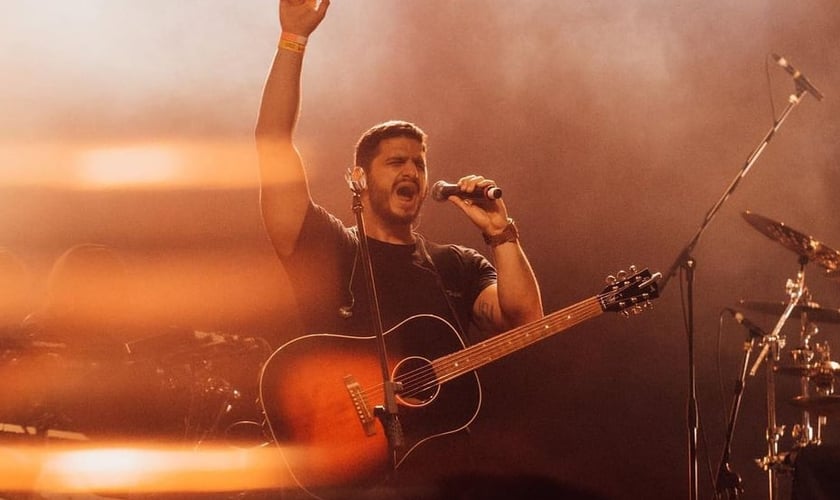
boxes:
[347,175,404,478]
[714,324,763,499]
[659,86,809,500]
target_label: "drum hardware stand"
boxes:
[790,305,821,449]
[792,339,833,447]
[811,343,834,399]
[750,258,807,500]
[186,372,241,447]
[346,170,404,477]
[659,83,810,500]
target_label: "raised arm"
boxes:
[255,0,330,257]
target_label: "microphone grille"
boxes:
[430,180,447,201]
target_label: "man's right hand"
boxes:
[279,0,330,37]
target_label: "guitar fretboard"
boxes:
[432,296,604,384]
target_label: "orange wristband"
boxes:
[279,32,307,53]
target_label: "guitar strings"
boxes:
[357,292,612,402]
[421,278,653,394]
[406,299,604,398]
[361,273,653,401]
[374,299,601,401]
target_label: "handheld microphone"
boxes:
[431,181,502,202]
[726,308,768,338]
[771,53,824,101]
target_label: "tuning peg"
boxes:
[629,265,637,274]
[605,275,617,285]
[616,269,628,281]
[628,303,650,316]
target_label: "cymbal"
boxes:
[743,211,840,272]
[738,300,840,324]
[790,395,840,416]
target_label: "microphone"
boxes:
[431,181,502,202]
[726,308,768,338]
[772,53,824,101]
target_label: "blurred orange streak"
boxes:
[0,443,294,493]
[0,139,258,190]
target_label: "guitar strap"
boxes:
[410,234,470,340]
[344,227,471,341]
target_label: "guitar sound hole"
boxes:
[393,356,439,408]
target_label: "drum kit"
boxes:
[122,328,273,446]
[731,211,840,496]
[0,325,271,448]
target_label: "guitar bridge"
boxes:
[344,374,376,436]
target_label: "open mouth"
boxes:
[395,183,419,201]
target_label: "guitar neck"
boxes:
[432,295,604,384]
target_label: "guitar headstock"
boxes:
[600,266,661,316]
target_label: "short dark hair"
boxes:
[354,120,428,171]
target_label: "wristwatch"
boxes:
[483,218,519,247]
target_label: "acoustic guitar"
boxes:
[259,266,660,497]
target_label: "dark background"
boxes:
[2,1,839,498]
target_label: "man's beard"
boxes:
[368,186,422,226]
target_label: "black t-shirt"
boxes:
[280,202,497,345]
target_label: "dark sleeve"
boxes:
[455,245,496,310]
[431,243,497,340]
[279,202,357,334]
